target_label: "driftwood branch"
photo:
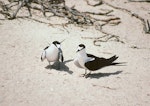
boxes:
[92,84,117,90]
[0,0,124,46]
[146,20,150,33]
[83,10,113,16]
[103,1,150,34]
[128,0,150,2]
[94,23,124,46]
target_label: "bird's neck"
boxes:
[51,44,57,49]
[78,49,88,58]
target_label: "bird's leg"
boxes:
[49,62,51,69]
[88,71,91,75]
[80,69,87,77]
[85,69,87,75]
[85,71,91,78]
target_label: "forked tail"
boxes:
[108,55,126,66]
[107,55,118,64]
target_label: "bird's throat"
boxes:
[78,49,88,59]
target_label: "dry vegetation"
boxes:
[0,0,150,106]
[1,0,149,46]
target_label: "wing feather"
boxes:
[85,54,118,71]
[41,50,46,61]
[58,48,64,62]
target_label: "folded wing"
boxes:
[85,54,118,71]
[58,48,64,62]
[41,46,49,61]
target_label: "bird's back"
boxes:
[85,54,118,71]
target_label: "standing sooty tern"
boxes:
[74,44,122,77]
[41,41,64,69]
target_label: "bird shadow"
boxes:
[45,59,73,74]
[86,71,123,79]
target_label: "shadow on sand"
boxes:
[86,71,123,79]
[45,59,73,74]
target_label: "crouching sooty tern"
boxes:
[41,41,64,69]
[74,44,123,77]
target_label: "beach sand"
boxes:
[0,0,150,106]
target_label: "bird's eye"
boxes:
[78,47,83,51]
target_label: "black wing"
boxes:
[44,46,49,50]
[58,48,64,62]
[85,54,118,71]
[60,53,64,62]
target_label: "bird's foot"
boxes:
[84,72,91,78]
[79,73,87,77]
[79,73,90,78]
[85,73,91,78]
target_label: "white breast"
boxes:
[74,58,83,68]
[77,55,88,69]
[46,45,59,62]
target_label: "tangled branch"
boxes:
[128,0,150,2]
[0,0,124,46]
[103,1,150,34]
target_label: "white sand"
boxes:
[0,0,150,106]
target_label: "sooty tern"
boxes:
[74,44,122,77]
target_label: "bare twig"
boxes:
[92,84,117,90]
[103,1,150,34]
[128,0,150,2]
[147,20,150,33]
[0,0,124,45]
[83,10,113,15]
[94,23,124,46]
[0,10,11,18]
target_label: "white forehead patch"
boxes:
[77,46,83,51]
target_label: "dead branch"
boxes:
[103,1,150,34]
[82,32,124,46]
[0,0,121,26]
[93,23,124,46]
[92,84,117,90]
[146,20,150,33]
[83,10,113,15]
[98,17,120,23]
[128,0,150,2]
[93,35,124,46]
[0,0,124,46]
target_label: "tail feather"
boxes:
[109,55,126,66]
[107,55,118,64]
[41,51,46,61]
[110,62,126,66]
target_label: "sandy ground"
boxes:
[0,0,150,106]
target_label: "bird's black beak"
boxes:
[76,49,80,52]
